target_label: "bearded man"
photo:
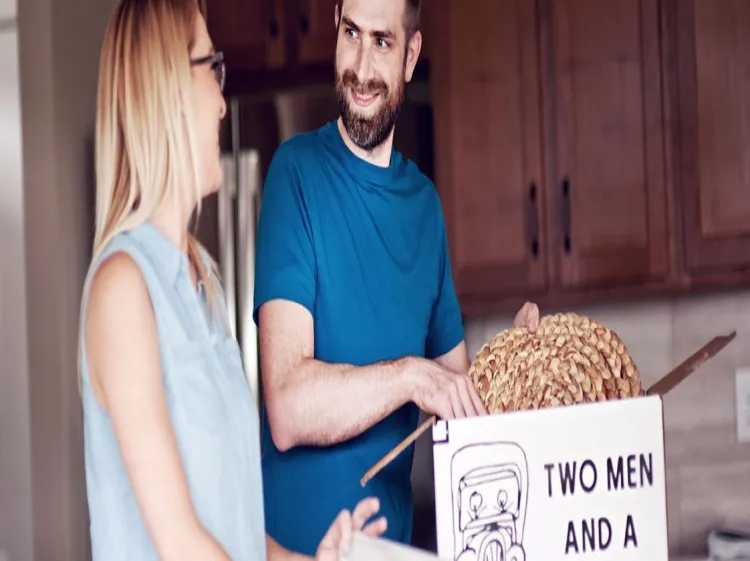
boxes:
[252,0,540,555]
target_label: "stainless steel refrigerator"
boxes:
[194,80,440,552]
[194,84,353,413]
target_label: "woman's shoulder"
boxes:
[86,250,151,324]
[81,225,167,338]
[84,228,152,293]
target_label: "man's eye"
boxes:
[377,38,389,49]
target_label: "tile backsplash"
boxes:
[463,289,750,556]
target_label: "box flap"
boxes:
[646,331,736,397]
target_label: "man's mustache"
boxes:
[340,69,388,96]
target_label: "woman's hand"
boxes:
[315,497,387,561]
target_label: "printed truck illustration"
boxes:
[450,442,528,561]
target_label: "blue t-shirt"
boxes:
[253,120,464,555]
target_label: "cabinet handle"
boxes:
[269,0,279,38]
[299,0,309,34]
[529,182,539,259]
[562,177,571,254]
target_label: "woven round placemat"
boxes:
[469,312,642,414]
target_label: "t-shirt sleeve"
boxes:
[252,143,316,325]
[425,208,465,359]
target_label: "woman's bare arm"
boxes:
[85,252,229,561]
[266,535,311,561]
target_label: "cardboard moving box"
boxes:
[430,331,736,561]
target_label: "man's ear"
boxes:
[334,2,340,29]
[404,30,423,83]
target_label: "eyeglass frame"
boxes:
[190,51,226,92]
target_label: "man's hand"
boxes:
[513,301,540,332]
[315,498,387,561]
[409,358,487,419]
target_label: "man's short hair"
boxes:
[336,0,421,40]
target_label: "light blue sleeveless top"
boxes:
[78,221,267,561]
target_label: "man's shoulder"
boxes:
[398,156,444,212]
[395,153,437,193]
[272,123,331,166]
[264,124,334,203]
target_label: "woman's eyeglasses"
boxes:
[190,51,226,92]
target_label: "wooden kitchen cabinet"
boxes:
[430,0,549,309]
[674,0,750,278]
[297,0,338,65]
[551,0,670,291]
[432,0,675,314]
[205,0,287,72]
[205,0,336,93]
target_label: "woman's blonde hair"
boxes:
[78,0,221,392]
[93,0,210,272]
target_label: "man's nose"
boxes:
[353,41,375,83]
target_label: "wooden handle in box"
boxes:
[360,415,436,487]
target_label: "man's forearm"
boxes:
[266,356,417,450]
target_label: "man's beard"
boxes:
[335,67,405,152]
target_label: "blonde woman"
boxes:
[78,0,386,559]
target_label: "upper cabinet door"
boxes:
[431,0,548,309]
[676,0,750,275]
[552,0,670,291]
[206,0,286,71]
[297,0,337,65]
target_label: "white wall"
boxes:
[0,0,13,21]
[0,1,33,559]
[0,0,116,558]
